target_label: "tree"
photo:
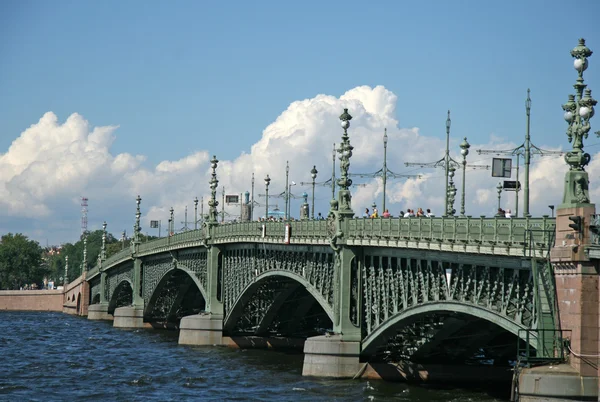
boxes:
[0,233,43,289]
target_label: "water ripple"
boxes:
[0,312,505,401]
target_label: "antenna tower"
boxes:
[81,197,89,235]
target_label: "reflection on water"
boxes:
[0,312,507,401]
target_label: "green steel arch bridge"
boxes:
[82,107,562,381]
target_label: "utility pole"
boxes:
[406,111,488,216]
[476,90,562,217]
[351,128,420,213]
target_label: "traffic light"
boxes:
[568,215,583,232]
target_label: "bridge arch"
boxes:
[144,264,208,325]
[107,280,133,315]
[361,301,535,357]
[224,270,334,333]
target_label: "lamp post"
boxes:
[459,137,470,216]
[447,166,457,215]
[496,182,503,213]
[351,129,420,213]
[101,221,107,261]
[310,165,318,219]
[169,207,174,235]
[477,89,563,217]
[406,112,485,216]
[331,143,336,200]
[134,195,141,243]
[121,230,126,250]
[251,173,255,221]
[82,236,87,273]
[64,256,69,286]
[337,108,354,217]
[562,38,597,206]
[264,174,271,219]
[284,161,290,220]
[208,155,219,225]
[194,197,198,230]
[287,181,296,219]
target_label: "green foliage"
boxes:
[0,233,43,289]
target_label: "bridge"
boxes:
[70,39,600,401]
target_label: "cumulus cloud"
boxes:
[1,85,596,244]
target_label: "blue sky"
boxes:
[1,1,599,244]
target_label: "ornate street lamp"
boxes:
[264,174,271,219]
[496,182,503,214]
[169,207,174,235]
[64,256,69,285]
[337,108,354,217]
[310,165,318,220]
[101,221,107,261]
[284,161,290,220]
[208,155,219,225]
[459,137,470,216]
[447,166,457,215]
[251,173,255,221]
[82,235,87,273]
[562,38,597,206]
[121,230,126,250]
[134,195,141,243]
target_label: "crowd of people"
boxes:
[362,207,434,219]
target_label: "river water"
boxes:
[0,312,507,401]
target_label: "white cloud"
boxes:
[0,85,596,244]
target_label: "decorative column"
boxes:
[179,154,224,345]
[304,109,361,378]
[121,230,126,250]
[89,222,112,320]
[553,37,598,379]
[264,174,271,219]
[114,195,145,327]
[205,155,222,313]
[169,207,174,236]
[519,39,600,401]
[459,137,470,216]
[310,165,318,220]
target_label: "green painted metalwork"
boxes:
[105,262,134,303]
[222,245,334,322]
[561,38,598,207]
[359,250,537,352]
[88,107,561,363]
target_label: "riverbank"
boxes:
[0,289,64,311]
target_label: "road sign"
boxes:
[503,180,521,191]
[492,158,512,178]
[225,195,239,204]
[150,220,159,228]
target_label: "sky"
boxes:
[0,0,599,246]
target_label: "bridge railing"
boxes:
[212,220,330,240]
[137,229,205,254]
[345,216,555,249]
